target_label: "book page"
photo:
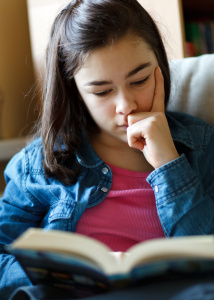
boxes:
[120,235,214,273]
[9,228,119,274]
[9,229,214,276]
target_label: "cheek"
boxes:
[83,99,114,123]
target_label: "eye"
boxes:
[93,89,112,97]
[131,75,150,87]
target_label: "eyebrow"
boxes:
[125,62,152,78]
[83,62,152,87]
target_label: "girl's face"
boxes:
[74,34,158,147]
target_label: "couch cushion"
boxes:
[168,54,214,125]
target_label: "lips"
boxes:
[118,124,128,131]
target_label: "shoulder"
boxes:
[166,111,214,150]
[5,137,45,178]
[167,111,213,126]
[3,137,79,208]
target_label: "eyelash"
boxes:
[94,90,112,97]
[130,75,150,87]
[93,76,150,97]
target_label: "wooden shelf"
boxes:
[0,137,27,161]
[182,0,214,20]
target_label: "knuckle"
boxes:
[148,113,164,130]
[155,112,165,120]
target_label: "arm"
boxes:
[147,128,214,236]
[0,149,47,299]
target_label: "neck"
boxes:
[90,134,154,172]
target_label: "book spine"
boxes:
[185,20,214,56]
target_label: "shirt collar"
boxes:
[166,112,195,150]
[75,134,103,168]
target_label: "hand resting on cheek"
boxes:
[127,67,179,169]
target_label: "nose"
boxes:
[115,91,137,115]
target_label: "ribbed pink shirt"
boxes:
[75,164,165,251]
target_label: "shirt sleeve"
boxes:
[0,149,46,299]
[147,131,214,237]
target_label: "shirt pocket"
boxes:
[48,200,76,223]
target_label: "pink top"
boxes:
[75,163,165,251]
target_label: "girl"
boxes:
[1,0,214,298]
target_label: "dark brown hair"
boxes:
[39,0,171,184]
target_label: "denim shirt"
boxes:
[1,111,214,299]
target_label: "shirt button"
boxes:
[101,187,108,193]
[154,185,159,193]
[102,167,109,174]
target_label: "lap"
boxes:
[9,277,214,300]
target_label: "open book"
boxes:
[6,229,214,297]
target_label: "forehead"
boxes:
[75,35,157,77]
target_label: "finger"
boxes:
[128,112,150,127]
[127,125,146,151]
[150,67,165,113]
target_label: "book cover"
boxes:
[6,229,214,297]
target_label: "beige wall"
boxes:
[0,0,37,139]
[27,0,69,90]
[138,0,185,59]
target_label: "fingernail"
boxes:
[158,67,162,74]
